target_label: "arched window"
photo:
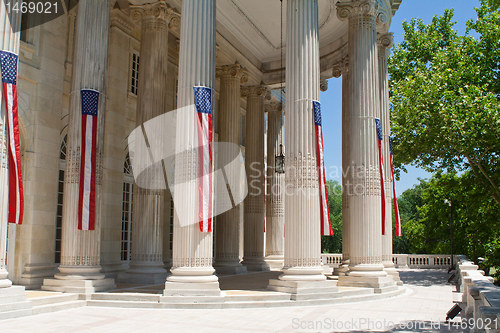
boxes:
[121,153,133,261]
[54,135,67,263]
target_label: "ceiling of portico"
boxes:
[216,0,347,64]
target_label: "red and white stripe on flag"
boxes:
[194,86,213,232]
[1,50,23,225]
[375,118,386,235]
[78,89,99,231]
[313,101,333,236]
[389,138,402,237]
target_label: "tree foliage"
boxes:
[321,180,342,253]
[400,172,500,271]
[388,1,500,206]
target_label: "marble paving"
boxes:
[1,269,468,332]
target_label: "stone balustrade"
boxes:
[321,254,343,268]
[456,255,500,332]
[321,253,453,269]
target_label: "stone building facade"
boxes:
[0,0,403,299]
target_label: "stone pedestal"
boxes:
[378,32,402,285]
[213,62,248,275]
[335,0,394,289]
[265,103,285,271]
[42,0,115,294]
[268,0,330,293]
[163,0,221,299]
[241,86,269,272]
[118,1,175,285]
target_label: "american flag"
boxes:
[194,86,213,232]
[78,89,99,231]
[375,118,386,235]
[389,138,402,237]
[1,51,23,225]
[313,101,332,236]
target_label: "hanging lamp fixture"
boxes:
[275,0,285,174]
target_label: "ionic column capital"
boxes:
[241,85,268,99]
[265,102,283,114]
[336,0,387,25]
[332,55,349,78]
[216,62,249,84]
[377,32,394,49]
[130,1,179,28]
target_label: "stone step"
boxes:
[91,293,160,302]
[0,308,33,320]
[0,293,27,304]
[87,300,163,309]
[0,300,31,312]
[224,292,290,302]
[32,300,86,315]
[29,293,79,307]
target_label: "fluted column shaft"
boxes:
[0,0,22,288]
[166,0,218,286]
[281,0,325,281]
[55,0,110,279]
[378,33,399,281]
[337,0,386,277]
[265,103,284,269]
[125,2,172,279]
[213,63,248,275]
[241,86,268,271]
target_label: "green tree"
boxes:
[392,179,427,254]
[402,172,500,265]
[321,180,342,253]
[388,1,500,206]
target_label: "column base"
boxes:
[265,255,284,271]
[214,260,248,275]
[0,285,32,320]
[0,278,12,288]
[19,264,59,290]
[278,266,326,282]
[41,265,116,293]
[163,281,222,297]
[384,267,403,286]
[267,279,338,301]
[164,267,221,297]
[337,275,397,292]
[333,262,349,276]
[242,257,270,272]
[42,278,116,294]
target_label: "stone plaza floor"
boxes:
[0,269,468,333]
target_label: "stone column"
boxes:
[265,102,285,270]
[269,1,337,297]
[42,0,115,294]
[213,63,248,275]
[336,0,395,290]
[0,0,21,290]
[378,32,401,284]
[119,1,174,284]
[163,0,221,298]
[332,57,350,276]
[241,85,269,271]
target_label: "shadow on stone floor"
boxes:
[398,269,454,287]
[218,271,281,291]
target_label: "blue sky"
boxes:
[320,0,481,196]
